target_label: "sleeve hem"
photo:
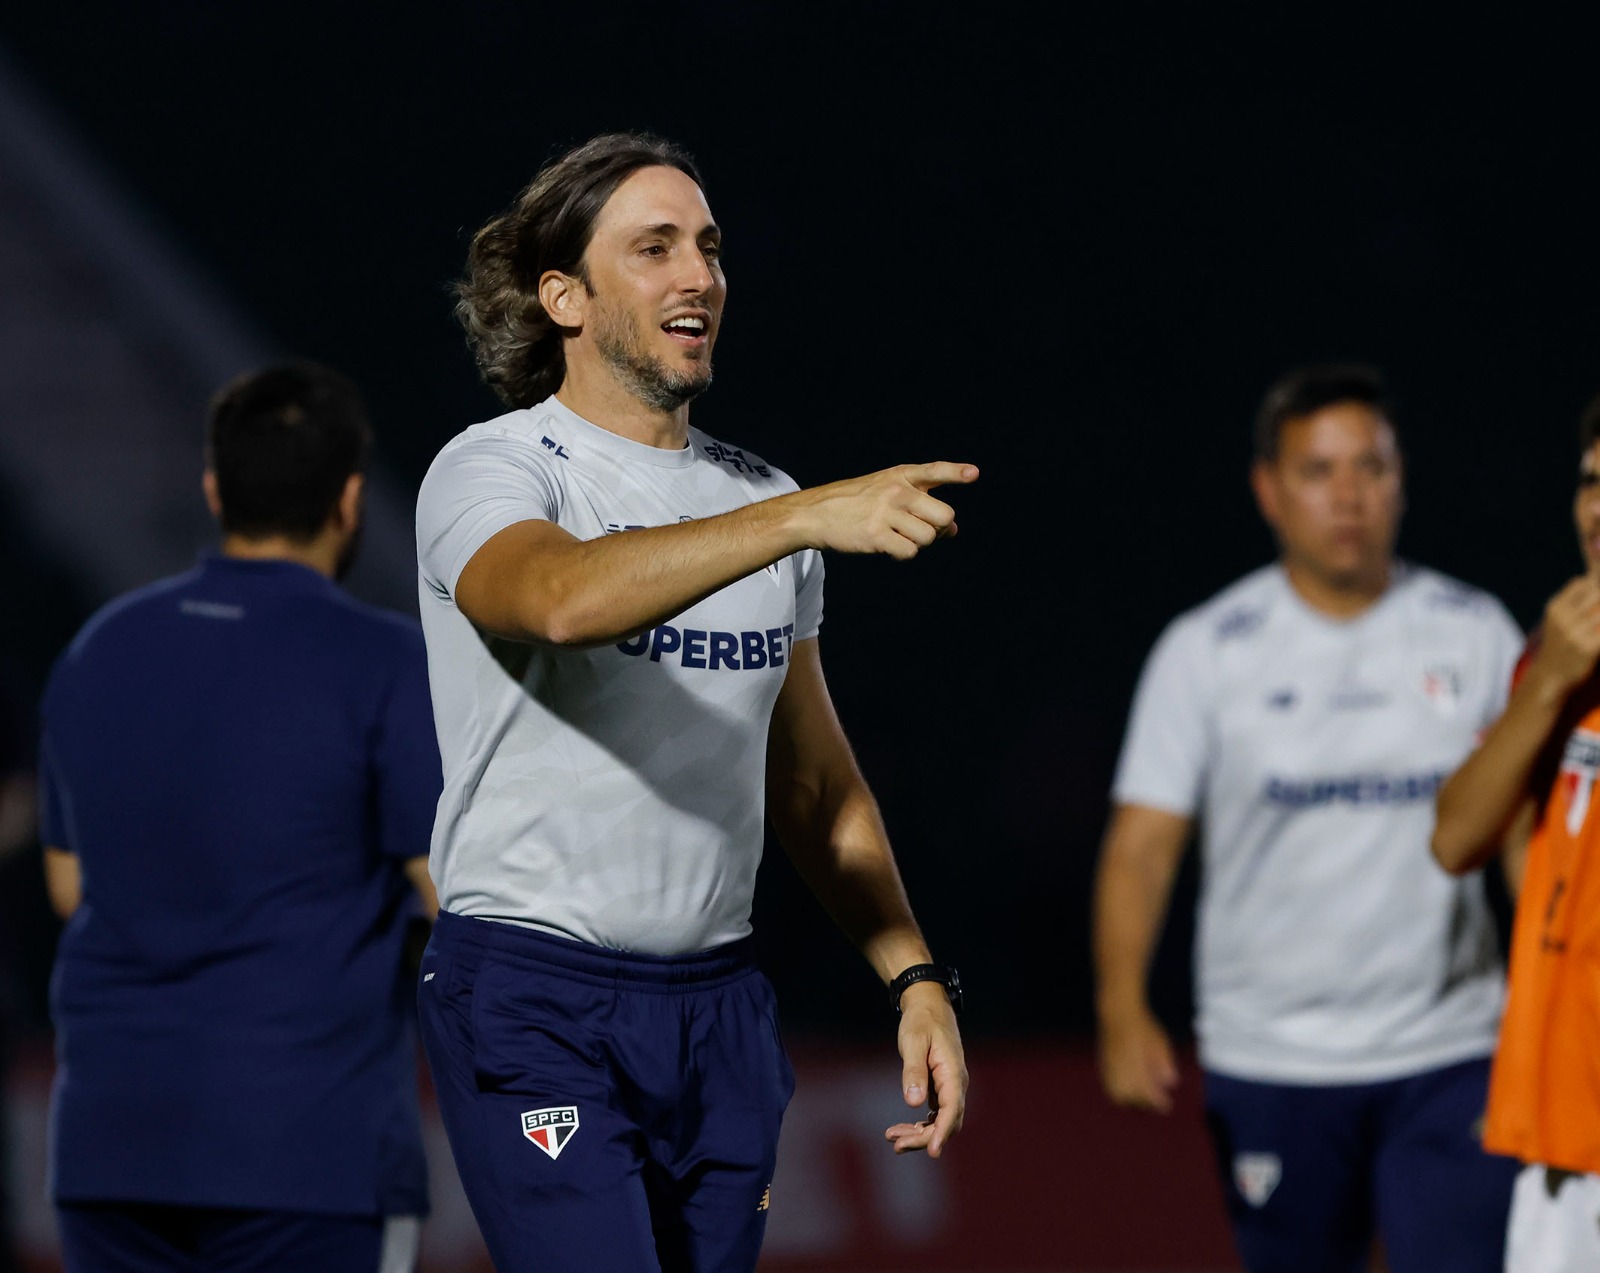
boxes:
[440,513,551,598]
[1108,790,1197,818]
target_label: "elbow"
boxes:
[46,874,81,920]
[531,589,639,649]
[539,610,629,650]
[460,570,614,648]
[483,596,610,650]
[43,848,82,920]
[1430,821,1484,877]
[1429,835,1466,876]
[537,615,593,649]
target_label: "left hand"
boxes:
[884,981,968,1157]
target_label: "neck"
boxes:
[555,362,691,451]
[219,531,342,579]
[1281,556,1391,620]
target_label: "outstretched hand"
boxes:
[797,462,979,560]
[884,982,968,1156]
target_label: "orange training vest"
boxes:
[1484,646,1600,1173]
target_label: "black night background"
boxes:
[5,2,1600,1040]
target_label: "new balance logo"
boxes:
[540,436,571,459]
[703,441,771,477]
[757,1184,771,1212]
[521,1106,580,1159]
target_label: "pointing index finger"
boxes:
[906,461,979,492]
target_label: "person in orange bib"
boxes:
[1433,394,1600,1272]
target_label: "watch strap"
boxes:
[889,963,962,1015]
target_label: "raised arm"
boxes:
[1093,804,1192,1113]
[455,462,977,645]
[1433,577,1600,875]
[765,638,967,1158]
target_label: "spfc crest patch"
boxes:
[1234,1152,1282,1207]
[521,1106,580,1159]
[1420,662,1464,716]
[1559,730,1600,836]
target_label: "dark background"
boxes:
[3,3,1597,1044]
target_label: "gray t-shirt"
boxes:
[416,396,824,955]
[1112,563,1522,1084]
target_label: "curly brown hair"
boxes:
[454,133,704,409]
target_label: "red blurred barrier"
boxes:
[4,1040,1238,1272]
[759,1042,1237,1271]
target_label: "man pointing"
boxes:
[415,132,970,1273]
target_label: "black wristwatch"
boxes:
[889,963,962,1016]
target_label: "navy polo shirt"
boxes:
[38,555,441,1217]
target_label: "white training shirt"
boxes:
[1112,562,1522,1084]
[415,396,824,955]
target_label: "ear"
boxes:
[538,269,588,332]
[336,472,365,530]
[1250,460,1280,531]
[202,470,223,520]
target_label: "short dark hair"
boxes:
[1254,364,1393,462]
[1580,393,1600,454]
[454,132,704,409]
[206,361,372,539]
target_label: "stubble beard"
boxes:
[592,301,713,412]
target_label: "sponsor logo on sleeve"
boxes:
[521,1106,580,1159]
[1234,1152,1282,1207]
[540,437,571,459]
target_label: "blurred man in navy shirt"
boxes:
[38,363,442,1273]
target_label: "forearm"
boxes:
[1093,832,1181,1024]
[773,780,930,984]
[458,461,976,647]
[1433,667,1570,874]
[465,493,811,646]
[1500,805,1534,897]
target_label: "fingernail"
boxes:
[906,1084,925,1101]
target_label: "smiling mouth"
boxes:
[662,314,709,345]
